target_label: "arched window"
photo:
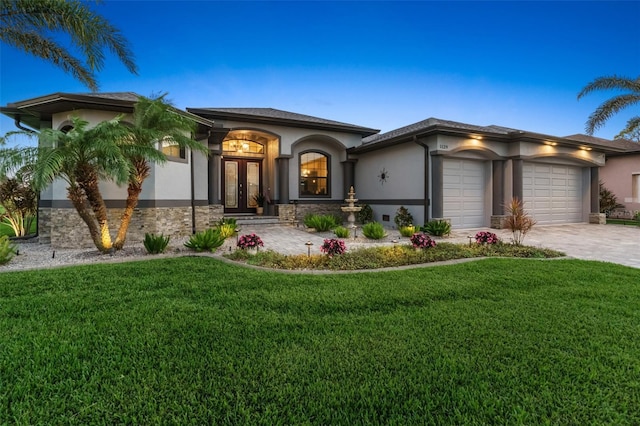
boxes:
[299,151,330,197]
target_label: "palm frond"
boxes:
[0,0,137,91]
[614,116,640,142]
[577,75,640,99]
[585,93,640,134]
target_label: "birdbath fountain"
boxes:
[341,186,362,235]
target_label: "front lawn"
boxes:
[1,258,639,424]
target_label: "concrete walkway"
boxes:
[235,223,640,269]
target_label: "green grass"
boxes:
[1,258,639,424]
[607,218,640,227]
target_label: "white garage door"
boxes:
[443,158,486,228]
[523,163,583,224]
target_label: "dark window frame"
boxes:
[299,150,331,198]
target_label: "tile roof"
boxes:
[362,117,510,145]
[187,107,379,136]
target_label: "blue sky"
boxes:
[1,0,639,144]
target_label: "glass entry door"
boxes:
[223,159,261,213]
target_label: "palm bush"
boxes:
[304,214,339,232]
[423,220,451,237]
[184,228,225,252]
[143,233,170,254]
[362,221,386,239]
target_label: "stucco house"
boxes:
[1,92,637,248]
[595,137,640,216]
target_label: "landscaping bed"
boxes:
[225,242,564,270]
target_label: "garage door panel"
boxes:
[443,159,486,228]
[523,162,583,224]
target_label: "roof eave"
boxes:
[187,108,378,137]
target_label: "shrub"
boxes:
[475,231,499,244]
[423,220,451,237]
[143,233,170,254]
[503,198,536,246]
[635,211,640,221]
[398,225,416,237]
[320,238,346,257]
[357,204,373,224]
[184,228,225,252]
[237,233,264,250]
[333,226,350,238]
[410,233,436,249]
[394,206,414,228]
[362,221,386,239]
[599,181,624,215]
[304,214,338,232]
[0,235,16,264]
[215,219,238,239]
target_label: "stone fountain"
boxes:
[341,186,362,236]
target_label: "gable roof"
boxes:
[187,107,379,136]
[353,117,635,154]
[1,92,214,131]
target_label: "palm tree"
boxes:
[112,95,209,249]
[577,75,640,138]
[33,116,130,252]
[0,0,137,91]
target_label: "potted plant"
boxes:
[253,192,266,215]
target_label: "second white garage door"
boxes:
[443,158,486,228]
[523,163,583,224]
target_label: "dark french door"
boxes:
[222,158,261,213]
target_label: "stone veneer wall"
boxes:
[38,205,219,249]
[277,203,346,225]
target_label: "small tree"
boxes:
[394,206,413,228]
[503,198,536,246]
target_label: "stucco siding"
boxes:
[601,155,640,213]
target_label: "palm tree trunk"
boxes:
[77,164,113,252]
[113,158,149,250]
[67,184,107,251]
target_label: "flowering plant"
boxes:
[410,233,436,249]
[475,231,499,244]
[237,233,264,250]
[320,238,346,257]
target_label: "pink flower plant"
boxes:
[237,233,264,250]
[320,238,347,257]
[410,233,436,249]
[475,231,499,244]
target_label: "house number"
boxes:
[439,144,449,149]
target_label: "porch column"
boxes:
[431,154,444,219]
[491,160,506,228]
[208,151,220,204]
[277,156,290,204]
[589,167,605,224]
[512,158,523,201]
[342,159,356,199]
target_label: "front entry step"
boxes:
[223,215,280,226]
